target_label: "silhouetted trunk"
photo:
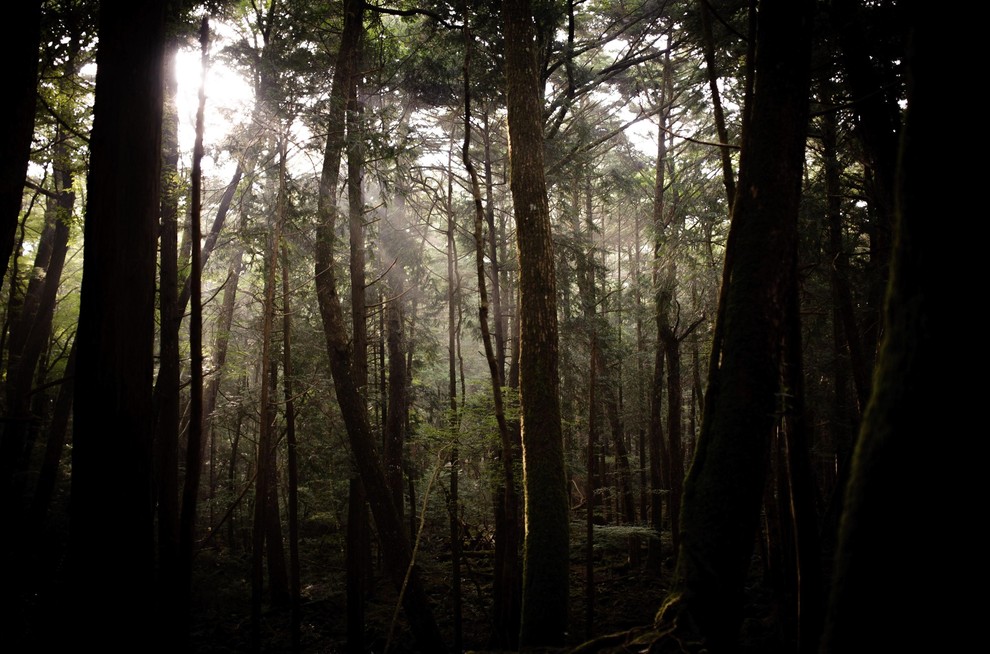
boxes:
[281,239,301,652]
[177,20,209,641]
[384,279,407,518]
[156,35,182,620]
[445,144,463,652]
[653,1,813,648]
[70,0,166,643]
[0,0,42,288]
[252,137,290,647]
[647,75,671,572]
[461,22,521,645]
[586,337,598,639]
[698,0,736,208]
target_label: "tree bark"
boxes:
[178,20,209,640]
[70,0,166,643]
[0,0,42,289]
[505,0,569,644]
[651,0,814,648]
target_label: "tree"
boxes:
[504,0,570,645]
[69,0,167,643]
[584,0,814,649]
[0,0,43,289]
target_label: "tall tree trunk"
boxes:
[0,0,42,289]
[698,0,737,208]
[177,20,209,641]
[586,336,599,639]
[462,25,522,644]
[647,75,671,573]
[650,1,814,648]
[445,143,463,653]
[281,215,301,650]
[313,1,444,649]
[384,277,407,518]
[505,0,569,644]
[156,35,182,623]
[70,0,166,643]
[251,199,289,646]
[482,108,507,381]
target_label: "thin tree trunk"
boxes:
[252,129,289,648]
[647,72,671,572]
[177,20,209,641]
[586,337,599,639]
[156,35,182,622]
[384,274,407,518]
[462,17,521,646]
[281,221,301,651]
[445,140,463,653]
[698,0,737,208]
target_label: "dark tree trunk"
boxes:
[651,1,814,649]
[505,0,569,644]
[281,240,301,652]
[445,144,463,652]
[586,337,599,639]
[647,77,671,573]
[177,20,209,641]
[0,0,42,289]
[384,278,407,518]
[155,36,182,623]
[461,22,521,645]
[698,0,736,209]
[346,478,368,653]
[70,0,166,643]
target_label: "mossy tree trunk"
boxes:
[505,0,570,644]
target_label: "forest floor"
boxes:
[188,516,785,653]
[188,518,666,653]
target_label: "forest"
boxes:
[0,0,943,652]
